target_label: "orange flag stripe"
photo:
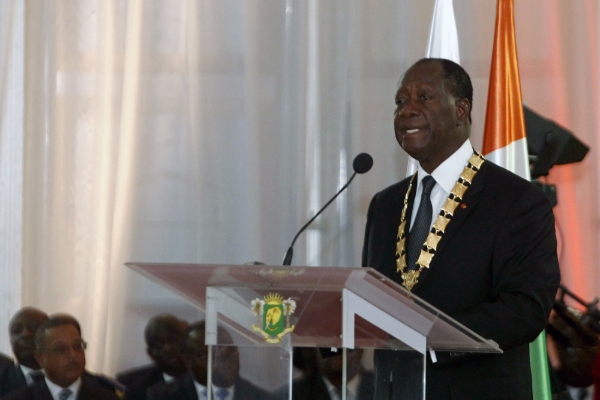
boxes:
[482,0,526,155]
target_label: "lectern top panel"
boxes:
[126,263,501,353]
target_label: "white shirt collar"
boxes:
[193,380,208,399]
[322,374,361,400]
[18,364,39,385]
[163,372,175,383]
[45,376,81,400]
[416,139,473,195]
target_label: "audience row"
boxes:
[0,307,372,400]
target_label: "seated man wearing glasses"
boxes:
[3,314,120,400]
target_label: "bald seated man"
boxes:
[3,314,120,400]
[116,314,188,400]
[148,320,277,400]
[0,307,49,397]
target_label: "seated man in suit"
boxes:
[149,320,276,400]
[290,349,373,400]
[3,314,120,400]
[116,314,188,400]
[0,307,49,397]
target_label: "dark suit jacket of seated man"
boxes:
[362,58,560,399]
[147,320,277,400]
[148,372,277,400]
[2,374,121,400]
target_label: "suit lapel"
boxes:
[181,373,200,400]
[15,367,28,388]
[411,162,487,293]
[33,380,54,400]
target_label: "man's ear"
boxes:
[455,98,470,125]
[34,350,43,369]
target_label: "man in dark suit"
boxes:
[148,320,276,400]
[0,352,16,393]
[291,349,373,400]
[0,308,49,397]
[362,58,560,399]
[115,314,188,400]
[2,314,119,400]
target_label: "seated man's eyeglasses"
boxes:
[39,341,87,356]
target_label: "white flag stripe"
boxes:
[426,0,461,63]
[483,137,530,180]
[407,0,460,177]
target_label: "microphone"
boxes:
[282,153,373,265]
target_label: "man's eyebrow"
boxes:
[396,75,405,90]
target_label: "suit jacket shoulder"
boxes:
[118,364,164,400]
[233,377,276,400]
[116,364,161,388]
[1,380,51,400]
[79,376,122,400]
[290,374,329,400]
[0,363,27,397]
[147,373,197,400]
[2,377,121,400]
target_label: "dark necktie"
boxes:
[58,388,72,400]
[406,175,436,270]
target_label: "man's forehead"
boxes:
[11,310,47,326]
[398,63,444,88]
[45,325,81,342]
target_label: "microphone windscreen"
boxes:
[352,153,373,174]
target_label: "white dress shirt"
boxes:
[410,139,474,230]
[45,377,81,400]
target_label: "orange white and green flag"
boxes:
[482,1,550,399]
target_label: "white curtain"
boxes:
[0,0,599,378]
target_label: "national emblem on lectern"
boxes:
[250,293,296,343]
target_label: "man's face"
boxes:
[146,320,188,376]
[35,324,86,388]
[185,328,239,388]
[212,345,239,388]
[186,329,209,386]
[10,309,48,368]
[394,61,468,172]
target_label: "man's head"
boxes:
[183,321,239,388]
[145,314,188,377]
[34,315,86,388]
[394,58,472,173]
[9,307,49,369]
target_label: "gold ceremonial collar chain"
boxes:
[396,151,486,291]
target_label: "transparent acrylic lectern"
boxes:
[126,263,501,400]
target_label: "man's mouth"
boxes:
[65,361,82,370]
[405,128,421,134]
